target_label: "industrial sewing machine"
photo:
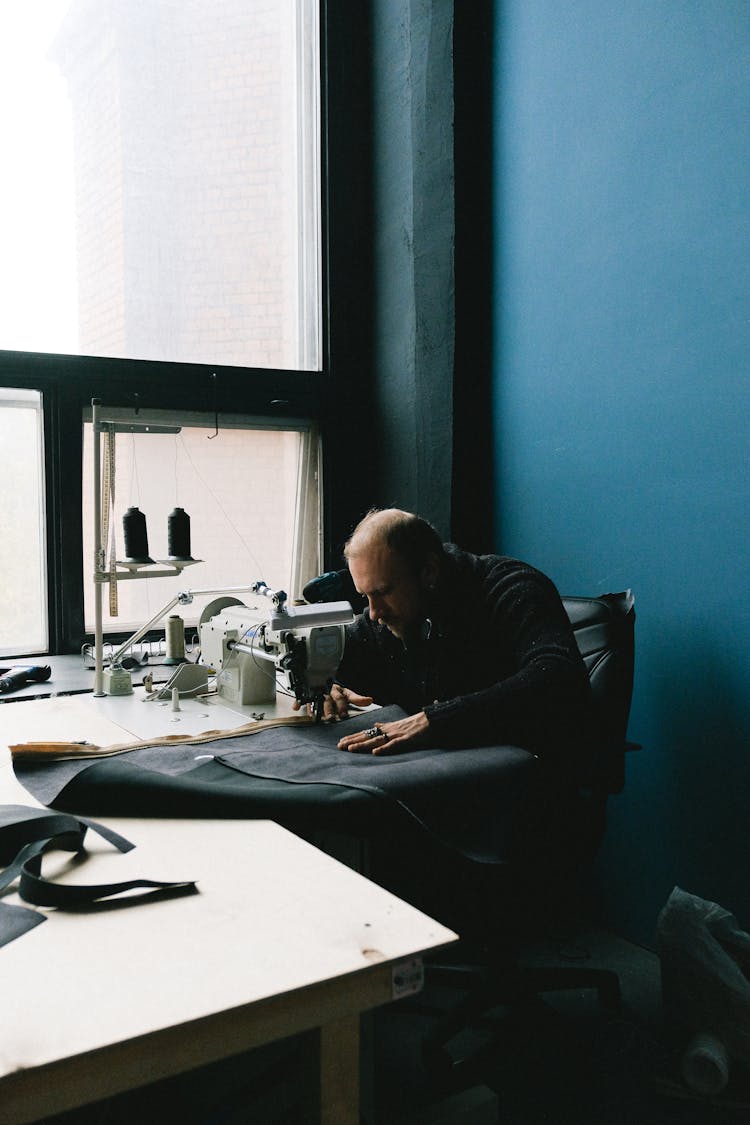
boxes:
[199,582,354,716]
[96,577,353,715]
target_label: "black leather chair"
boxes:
[418,589,637,1077]
[304,574,637,1075]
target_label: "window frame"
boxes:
[0,356,333,654]
[0,0,374,656]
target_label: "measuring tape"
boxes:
[101,425,119,616]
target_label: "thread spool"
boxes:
[681,1032,730,1096]
[122,507,153,563]
[167,507,193,561]
[165,614,186,665]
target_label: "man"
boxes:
[322,508,592,761]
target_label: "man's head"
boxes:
[343,509,445,640]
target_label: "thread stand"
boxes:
[114,559,201,574]
[92,399,191,695]
[91,399,265,697]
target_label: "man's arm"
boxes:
[424,560,591,756]
[331,555,591,758]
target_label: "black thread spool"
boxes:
[123,507,153,564]
[167,507,194,561]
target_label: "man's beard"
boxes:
[379,617,403,638]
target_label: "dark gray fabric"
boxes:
[14,707,537,863]
[0,900,45,947]
[14,743,226,808]
[212,707,535,860]
[14,756,118,807]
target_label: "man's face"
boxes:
[348,544,430,641]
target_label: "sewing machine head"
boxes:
[199,589,353,715]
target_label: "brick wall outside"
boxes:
[51,0,311,370]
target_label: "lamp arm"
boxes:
[109,593,188,666]
[108,583,266,667]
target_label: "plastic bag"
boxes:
[657,886,750,1094]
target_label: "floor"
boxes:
[41,920,750,1124]
[372,924,750,1125]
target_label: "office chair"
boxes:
[417,589,637,1078]
[303,572,636,1074]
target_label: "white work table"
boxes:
[0,679,301,748]
[0,692,457,1124]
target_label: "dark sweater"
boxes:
[335,544,592,760]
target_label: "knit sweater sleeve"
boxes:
[423,558,591,756]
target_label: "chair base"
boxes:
[420,957,622,1080]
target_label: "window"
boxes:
[0,390,48,656]
[0,0,350,657]
[82,409,321,636]
[0,0,321,369]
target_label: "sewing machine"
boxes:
[199,584,354,715]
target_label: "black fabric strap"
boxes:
[0,804,134,861]
[0,804,196,948]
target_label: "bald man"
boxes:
[322,508,592,761]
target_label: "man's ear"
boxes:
[420,552,441,591]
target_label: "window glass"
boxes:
[0,0,321,370]
[82,411,322,636]
[0,390,48,657]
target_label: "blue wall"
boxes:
[492,1,750,944]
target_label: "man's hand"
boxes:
[293,683,374,721]
[337,710,431,756]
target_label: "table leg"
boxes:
[318,1013,360,1125]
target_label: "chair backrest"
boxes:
[562,590,636,794]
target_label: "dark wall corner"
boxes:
[451,0,496,553]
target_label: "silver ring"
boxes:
[365,725,383,738]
